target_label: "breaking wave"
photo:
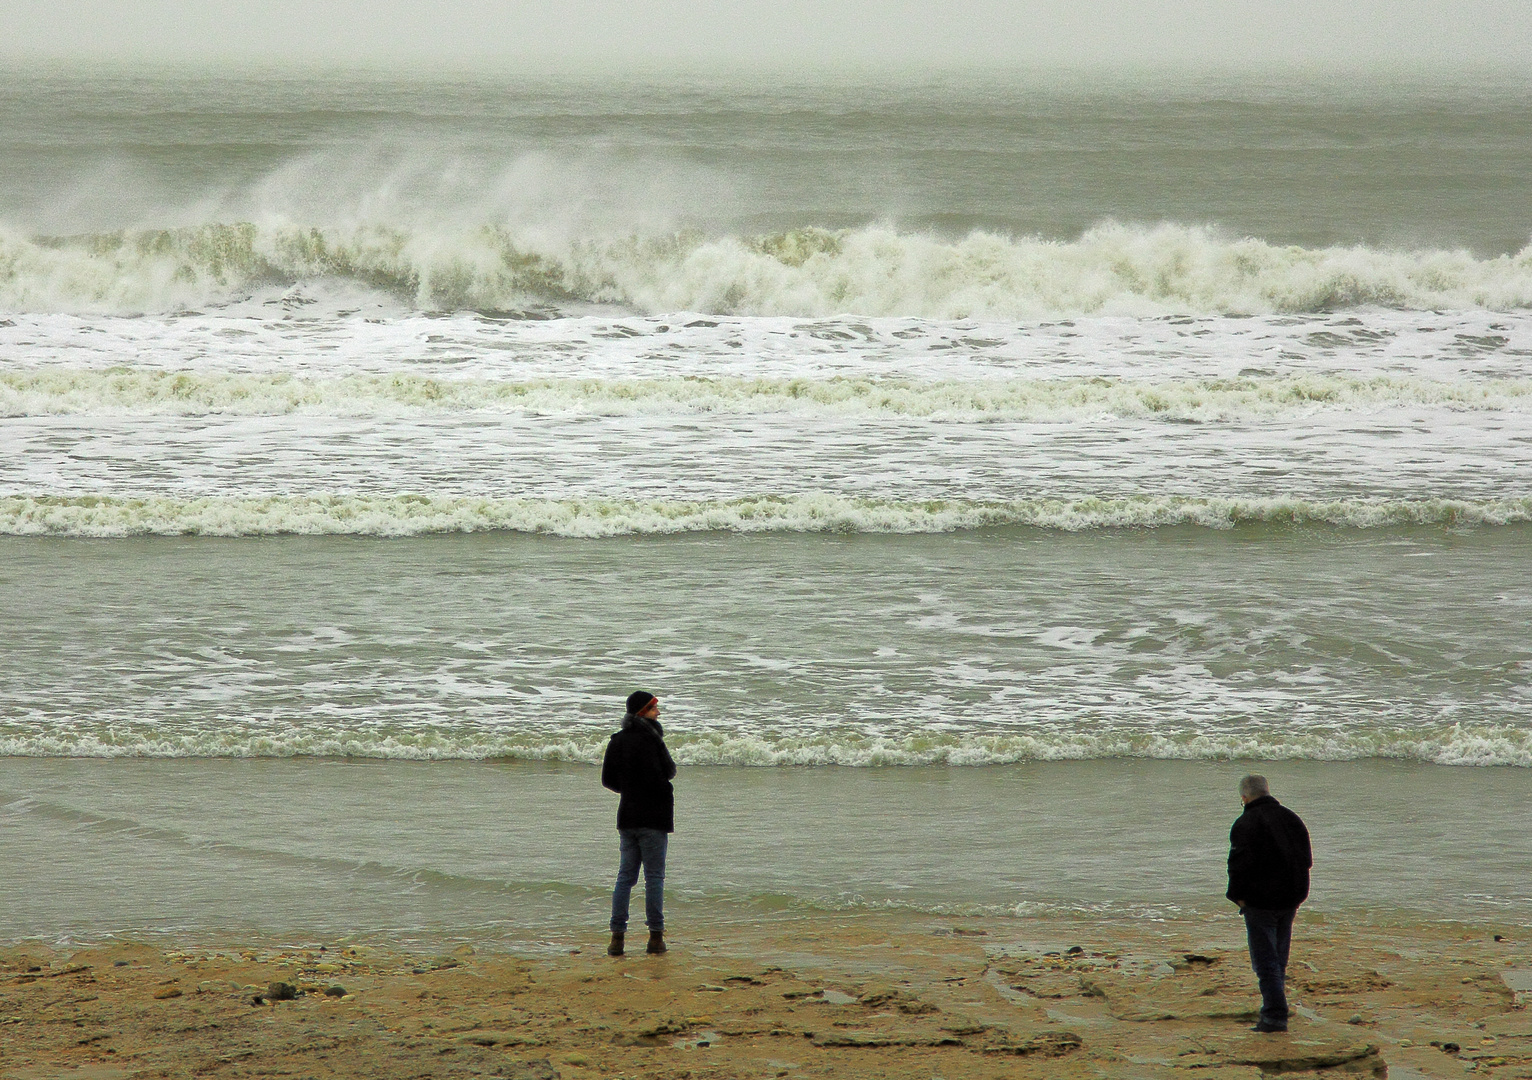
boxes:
[5,369,1530,419]
[4,220,1532,318]
[3,493,1529,537]
[1,722,1526,767]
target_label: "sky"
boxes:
[3,0,1531,70]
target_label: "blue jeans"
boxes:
[610,827,667,934]
[1243,906,1297,1028]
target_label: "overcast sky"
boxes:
[4,0,1531,70]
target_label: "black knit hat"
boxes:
[626,690,657,714]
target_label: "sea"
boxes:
[0,65,1529,947]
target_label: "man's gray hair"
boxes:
[1240,774,1270,800]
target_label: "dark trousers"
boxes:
[610,827,667,934]
[1242,905,1297,1029]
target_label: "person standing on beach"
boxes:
[1227,774,1313,1033]
[601,690,676,957]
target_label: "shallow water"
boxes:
[1,757,1526,946]
[2,530,1528,764]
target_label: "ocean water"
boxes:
[1,67,1529,940]
[2,758,1529,945]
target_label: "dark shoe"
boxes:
[1251,1022,1288,1033]
[646,931,667,955]
[607,933,624,957]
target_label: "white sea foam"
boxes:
[6,306,1528,388]
[3,493,1528,537]
[5,220,1532,318]
[4,369,1529,420]
[1,723,1526,767]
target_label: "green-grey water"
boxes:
[1,68,1529,941]
[4,69,1532,253]
[2,757,1527,945]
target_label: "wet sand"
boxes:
[3,911,1529,1079]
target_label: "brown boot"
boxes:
[607,932,625,957]
[646,931,667,955]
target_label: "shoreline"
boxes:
[4,911,1529,1079]
[6,757,1531,942]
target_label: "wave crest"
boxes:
[2,493,1528,537]
[4,369,1530,420]
[1,723,1526,767]
[5,221,1532,317]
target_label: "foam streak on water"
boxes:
[2,529,1528,765]
[2,306,1530,532]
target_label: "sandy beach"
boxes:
[3,912,1528,1079]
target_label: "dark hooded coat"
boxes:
[1226,794,1312,910]
[601,712,677,832]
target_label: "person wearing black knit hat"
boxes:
[600,690,676,956]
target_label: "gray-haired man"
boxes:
[1226,774,1312,1033]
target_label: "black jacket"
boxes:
[1227,794,1312,910]
[601,713,677,832]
